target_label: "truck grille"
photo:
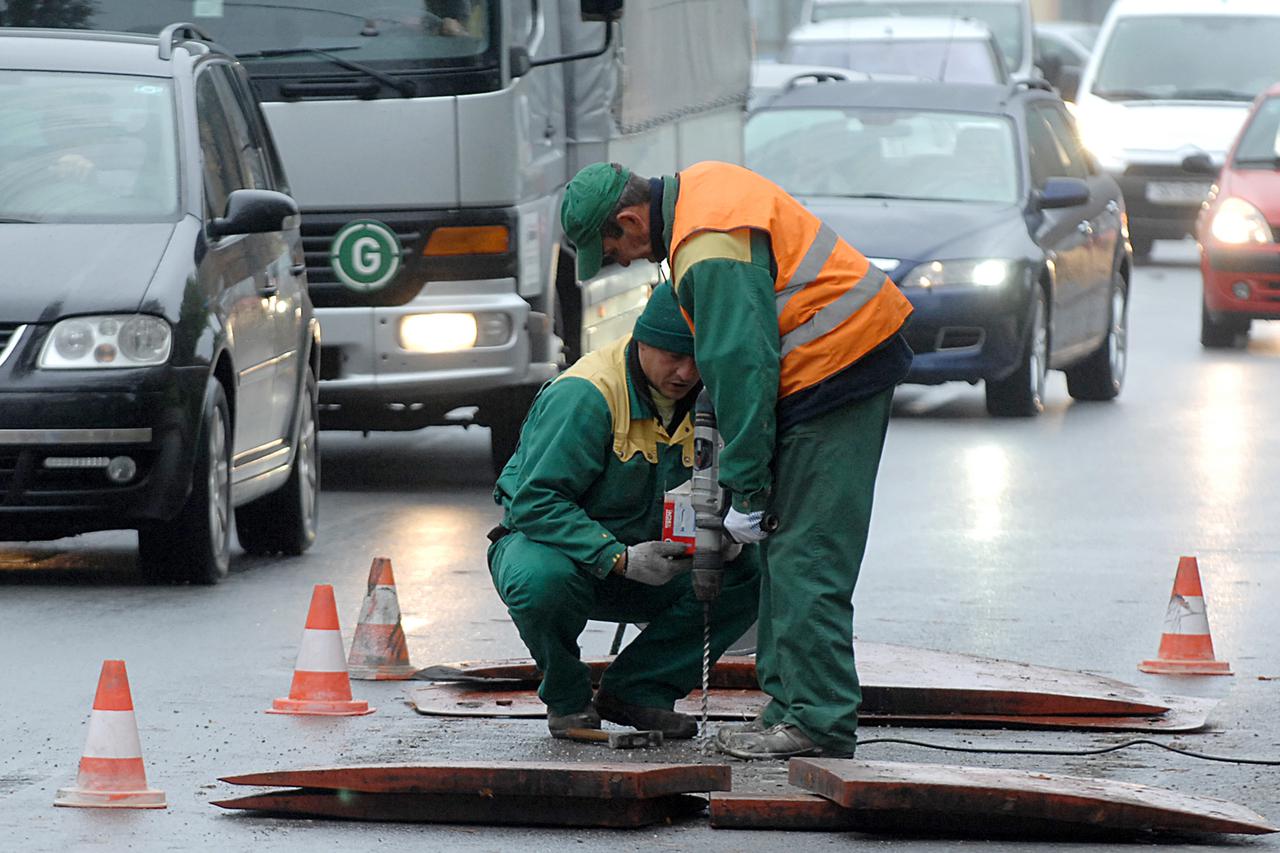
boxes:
[300,214,421,286]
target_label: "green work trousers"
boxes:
[755,387,895,753]
[488,532,761,717]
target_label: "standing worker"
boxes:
[560,161,913,759]
[487,283,760,739]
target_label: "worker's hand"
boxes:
[721,540,743,562]
[724,508,770,544]
[623,540,693,586]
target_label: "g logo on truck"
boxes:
[330,220,402,292]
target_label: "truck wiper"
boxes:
[1090,88,1161,101]
[236,45,417,97]
[1169,88,1256,102]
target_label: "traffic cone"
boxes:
[348,557,417,680]
[55,660,165,808]
[1139,556,1233,676]
[269,584,375,715]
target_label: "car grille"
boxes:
[0,324,24,368]
[300,214,421,286]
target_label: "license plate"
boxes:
[1144,181,1211,205]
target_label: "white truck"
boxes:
[30,0,751,471]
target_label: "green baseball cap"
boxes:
[632,283,694,355]
[561,162,631,280]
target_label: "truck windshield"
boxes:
[812,2,1024,74]
[787,38,1003,84]
[1092,16,1280,102]
[11,1,498,78]
[0,71,179,224]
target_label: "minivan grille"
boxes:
[0,324,24,367]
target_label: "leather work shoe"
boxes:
[715,723,853,760]
[594,691,697,739]
[713,712,769,747]
[548,704,601,739]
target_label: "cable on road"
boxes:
[856,737,1280,766]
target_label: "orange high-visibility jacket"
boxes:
[670,161,913,398]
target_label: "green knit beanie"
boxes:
[632,283,694,355]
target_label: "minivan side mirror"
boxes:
[581,0,623,22]
[1181,152,1217,176]
[1036,177,1090,209]
[209,189,299,240]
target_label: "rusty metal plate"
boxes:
[220,762,730,799]
[419,642,1175,717]
[212,789,707,828]
[790,759,1278,836]
[407,685,1213,733]
[709,792,860,830]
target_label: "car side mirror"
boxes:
[1055,65,1081,103]
[581,0,622,22]
[1182,152,1217,176]
[208,189,299,240]
[1036,177,1090,210]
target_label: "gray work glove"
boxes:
[624,540,693,586]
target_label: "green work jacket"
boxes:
[494,336,695,578]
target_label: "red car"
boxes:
[1196,82,1280,348]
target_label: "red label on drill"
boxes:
[662,481,697,555]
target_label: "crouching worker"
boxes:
[487,283,760,739]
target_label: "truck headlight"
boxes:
[1073,97,1126,171]
[1210,198,1272,245]
[901,259,1015,289]
[398,312,512,353]
[39,315,172,369]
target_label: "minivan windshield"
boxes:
[1232,97,1280,168]
[0,72,179,223]
[787,37,1004,84]
[811,2,1025,74]
[746,107,1020,204]
[1091,16,1280,102]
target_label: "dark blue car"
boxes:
[746,79,1131,415]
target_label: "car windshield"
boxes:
[1092,16,1280,102]
[0,71,179,224]
[746,106,1019,203]
[9,0,496,69]
[1232,97,1280,167]
[812,2,1024,73]
[788,38,1002,84]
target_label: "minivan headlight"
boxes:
[40,315,172,369]
[1210,198,1273,245]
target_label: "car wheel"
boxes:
[235,367,320,556]
[986,285,1048,417]
[1066,271,1128,401]
[1200,299,1249,349]
[1130,234,1153,264]
[138,379,231,584]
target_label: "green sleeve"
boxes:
[677,259,780,512]
[499,377,628,578]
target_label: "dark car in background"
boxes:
[0,26,320,583]
[746,79,1131,415]
[1196,82,1280,348]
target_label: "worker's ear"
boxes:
[615,206,647,233]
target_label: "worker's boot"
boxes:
[713,711,768,747]
[547,704,601,739]
[715,723,852,760]
[594,690,697,739]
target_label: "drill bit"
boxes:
[700,601,711,741]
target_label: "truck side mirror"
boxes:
[510,46,532,78]
[1056,66,1081,103]
[1182,152,1217,176]
[581,0,623,22]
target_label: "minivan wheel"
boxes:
[1200,299,1249,349]
[986,286,1048,417]
[138,379,231,585]
[1066,271,1128,401]
[236,368,319,556]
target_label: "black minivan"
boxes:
[0,26,320,583]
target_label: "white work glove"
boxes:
[724,508,770,544]
[624,540,693,586]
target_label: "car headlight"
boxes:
[1072,97,1127,171]
[900,259,1015,289]
[1209,198,1273,245]
[39,315,172,369]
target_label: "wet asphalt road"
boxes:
[2,241,1278,851]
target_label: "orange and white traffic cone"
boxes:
[1139,556,1233,676]
[55,660,165,809]
[268,584,375,715]
[348,557,417,680]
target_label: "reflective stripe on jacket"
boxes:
[669,161,913,398]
